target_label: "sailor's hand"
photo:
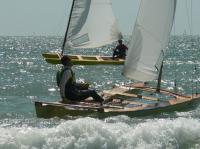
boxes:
[81,83,90,89]
[74,82,90,89]
[60,51,64,57]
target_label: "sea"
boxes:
[0,35,200,149]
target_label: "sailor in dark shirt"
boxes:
[57,55,104,103]
[112,39,128,59]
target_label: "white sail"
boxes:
[66,0,122,49]
[123,0,177,81]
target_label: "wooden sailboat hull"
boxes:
[42,52,124,65]
[35,84,200,118]
[35,98,200,119]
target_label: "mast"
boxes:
[61,0,76,55]
[156,61,163,93]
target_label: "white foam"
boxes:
[0,117,200,149]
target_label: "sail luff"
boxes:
[123,0,177,82]
[61,0,76,54]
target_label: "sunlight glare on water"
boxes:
[0,36,200,148]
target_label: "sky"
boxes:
[0,0,200,36]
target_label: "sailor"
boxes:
[112,39,128,59]
[57,55,104,103]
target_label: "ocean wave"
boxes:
[0,117,200,149]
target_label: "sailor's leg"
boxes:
[75,89,104,102]
[89,90,104,102]
[112,50,118,59]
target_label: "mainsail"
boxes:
[123,0,177,81]
[64,0,122,49]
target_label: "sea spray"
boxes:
[0,116,200,149]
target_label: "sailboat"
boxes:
[35,0,200,118]
[43,0,124,65]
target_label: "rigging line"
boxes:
[185,0,192,35]
[190,0,196,95]
[192,0,199,95]
[191,0,198,94]
[197,36,200,94]
[195,65,198,94]
[172,2,177,93]
[191,0,193,35]
[185,0,195,94]
[192,0,198,95]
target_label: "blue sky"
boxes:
[0,0,199,36]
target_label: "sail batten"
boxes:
[65,0,122,49]
[123,0,177,82]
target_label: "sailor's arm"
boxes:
[59,70,72,98]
